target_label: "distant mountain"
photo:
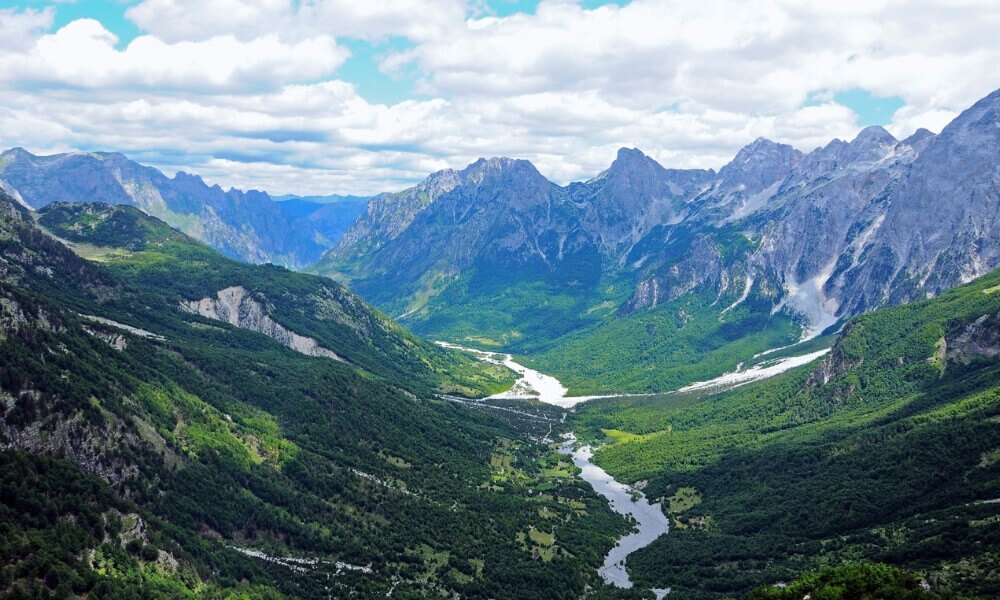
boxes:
[0,150,360,267]
[274,194,369,222]
[315,87,1000,394]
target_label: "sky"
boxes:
[0,0,997,196]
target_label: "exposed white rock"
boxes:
[181,286,344,362]
[79,314,165,341]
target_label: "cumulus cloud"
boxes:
[124,0,468,43]
[0,6,53,50]
[0,19,348,90]
[389,0,1000,117]
[0,1,997,195]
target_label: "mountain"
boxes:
[572,265,1000,598]
[315,87,1000,394]
[274,194,369,247]
[0,149,360,268]
[0,192,641,599]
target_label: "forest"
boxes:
[573,268,1000,597]
[0,197,633,599]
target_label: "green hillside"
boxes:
[572,268,1000,598]
[385,255,802,396]
[0,196,631,599]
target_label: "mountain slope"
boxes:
[33,201,512,398]
[0,193,638,599]
[316,87,1000,394]
[572,266,1000,598]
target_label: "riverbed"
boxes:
[443,340,828,592]
[559,436,670,594]
[435,341,627,407]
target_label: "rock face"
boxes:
[945,310,1000,363]
[628,90,1000,335]
[318,87,1000,348]
[0,149,362,267]
[317,150,714,307]
[181,286,344,361]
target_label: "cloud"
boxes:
[0,7,53,50]
[0,19,348,91]
[124,0,467,43]
[388,0,1000,117]
[0,0,997,195]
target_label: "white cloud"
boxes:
[0,19,348,90]
[124,0,467,43]
[0,7,53,50]
[0,0,998,195]
[389,0,1000,116]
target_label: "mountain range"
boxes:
[1,85,999,599]
[3,89,999,395]
[3,186,998,599]
[0,149,367,268]
[312,87,1000,393]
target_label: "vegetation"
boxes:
[572,267,1000,598]
[0,197,631,599]
[36,201,515,399]
[6,195,1000,599]
[394,260,802,395]
[748,563,943,600]
[522,288,801,394]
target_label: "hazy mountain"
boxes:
[0,150,359,267]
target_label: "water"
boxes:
[559,435,670,591]
[436,341,622,407]
[442,339,829,592]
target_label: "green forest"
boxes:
[573,268,1000,597]
[0,197,632,599]
[3,193,999,600]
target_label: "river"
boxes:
[435,341,633,407]
[559,435,670,596]
[441,340,828,593]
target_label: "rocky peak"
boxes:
[842,126,898,164]
[795,127,898,178]
[173,171,207,187]
[924,86,1000,154]
[459,156,540,186]
[896,87,999,188]
[600,147,665,181]
[717,137,803,192]
[851,125,897,148]
[414,168,463,198]
[1,147,32,162]
[898,128,936,154]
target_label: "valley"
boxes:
[445,335,843,596]
[0,196,637,599]
[2,3,998,599]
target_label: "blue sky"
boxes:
[0,0,994,194]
